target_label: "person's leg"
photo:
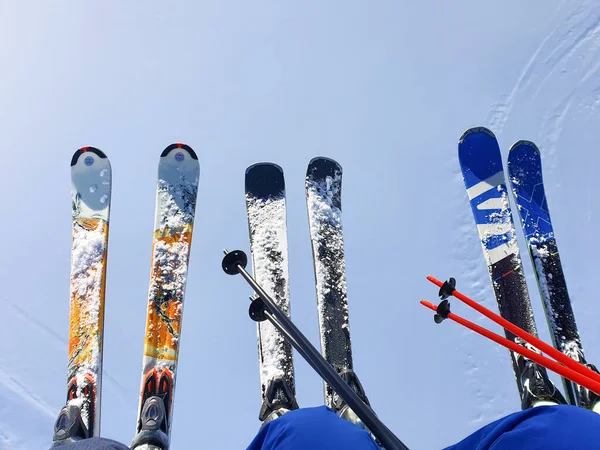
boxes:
[445,404,600,450]
[247,405,380,450]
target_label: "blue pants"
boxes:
[445,404,600,449]
[249,404,600,450]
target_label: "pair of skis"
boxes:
[457,127,599,410]
[53,144,199,449]
[244,158,369,425]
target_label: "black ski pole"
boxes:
[222,249,409,450]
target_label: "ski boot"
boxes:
[131,369,172,449]
[516,343,567,409]
[52,376,94,446]
[332,369,370,420]
[52,403,90,446]
[331,369,383,447]
[576,363,600,412]
[259,376,299,426]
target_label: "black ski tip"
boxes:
[508,140,540,155]
[245,163,285,199]
[161,143,198,160]
[306,156,342,181]
[246,162,283,177]
[458,126,496,145]
[222,249,248,275]
[70,147,107,167]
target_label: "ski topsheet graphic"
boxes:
[245,163,298,423]
[507,140,600,410]
[458,128,564,408]
[54,147,112,445]
[305,157,369,415]
[133,143,199,449]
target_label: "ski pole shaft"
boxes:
[421,300,600,396]
[223,250,409,450]
[242,266,407,450]
[427,275,600,386]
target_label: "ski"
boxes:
[132,143,199,450]
[245,163,298,424]
[305,157,369,420]
[457,128,565,409]
[507,140,600,410]
[53,147,112,446]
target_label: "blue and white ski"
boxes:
[507,140,600,411]
[458,127,565,409]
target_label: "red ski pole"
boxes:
[427,275,600,386]
[420,300,600,396]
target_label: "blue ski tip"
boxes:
[458,126,496,144]
[509,140,540,156]
[458,127,504,190]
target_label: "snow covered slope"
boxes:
[0,1,599,449]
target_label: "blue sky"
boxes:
[1,1,600,448]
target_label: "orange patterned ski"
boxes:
[53,147,111,444]
[133,144,199,449]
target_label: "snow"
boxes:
[156,179,197,230]
[147,238,190,348]
[531,240,553,324]
[68,220,109,435]
[529,239,585,362]
[246,194,294,389]
[70,225,107,318]
[305,169,349,330]
[143,159,198,364]
[305,167,352,406]
[478,185,533,332]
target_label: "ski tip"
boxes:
[508,140,540,155]
[245,162,284,177]
[306,157,342,180]
[161,143,198,160]
[245,162,285,198]
[71,147,108,167]
[457,126,502,170]
[506,141,541,181]
[458,127,496,145]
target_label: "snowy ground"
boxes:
[1,1,600,449]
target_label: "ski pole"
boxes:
[223,249,409,450]
[427,275,600,386]
[420,300,600,396]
